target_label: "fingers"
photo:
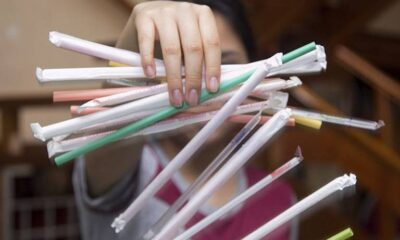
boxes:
[136,12,156,78]
[177,3,203,106]
[197,5,221,93]
[134,2,221,108]
[154,10,184,107]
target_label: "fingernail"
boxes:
[188,89,199,106]
[209,76,219,92]
[145,65,155,78]
[171,89,183,107]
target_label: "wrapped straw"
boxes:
[176,147,303,240]
[152,108,292,240]
[243,174,357,240]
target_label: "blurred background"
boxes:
[0,0,399,239]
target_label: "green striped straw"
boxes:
[54,42,316,166]
[327,228,354,240]
[282,42,315,64]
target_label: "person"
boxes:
[73,1,296,239]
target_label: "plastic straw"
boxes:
[243,174,357,240]
[152,108,292,240]
[142,112,262,239]
[33,72,252,141]
[327,228,354,240]
[70,106,108,116]
[76,96,287,135]
[229,115,295,126]
[47,99,286,157]
[48,32,253,77]
[47,114,295,158]
[111,44,317,233]
[279,45,325,70]
[33,42,320,141]
[272,107,385,130]
[47,32,265,75]
[49,31,164,67]
[277,61,326,75]
[37,62,317,83]
[105,78,155,87]
[282,42,316,64]
[110,62,279,233]
[77,83,167,111]
[32,90,170,141]
[35,66,168,83]
[53,68,261,166]
[176,147,303,240]
[32,55,292,142]
[53,87,139,102]
[75,78,298,112]
[43,33,320,84]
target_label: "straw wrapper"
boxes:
[152,108,292,239]
[176,147,303,240]
[243,174,357,240]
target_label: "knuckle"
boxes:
[133,2,152,16]
[205,38,220,48]
[185,71,202,81]
[185,76,202,85]
[198,5,212,14]
[161,6,175,15]
[132,3,144,15]
[206,65,220,73]
[138,32,152,43]
[186,43,202,54]
[167,76,182,86]
[134,9,152,20]
[164,45,181,56]
[179,2,192,10]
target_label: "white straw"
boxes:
[47,32,252,78]
[32,44,323,141]
[35,66,167,83]
[35,61,321,83]
[176,147,303,240]
[46,97,287,157]
[33,76,237,141]
[276,61,326,75]
[290,108,384,130]
[80,77,298,110]
[78,84,168,110]
[36,66,243,83]
[47,32,264,75]
[49,32,277,72]
[243,173,357,240]
[40,33,326,84]
[142,112,262,240]
[31,55,288,142]
[268,106,385,131]
[49,31,164,67]
[31,91,169,141]
[77,97,285,136]
[153,108,292,240]
[111,56,283,233]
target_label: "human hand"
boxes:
[133,1,221,107]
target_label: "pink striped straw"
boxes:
[53,87,141,102]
